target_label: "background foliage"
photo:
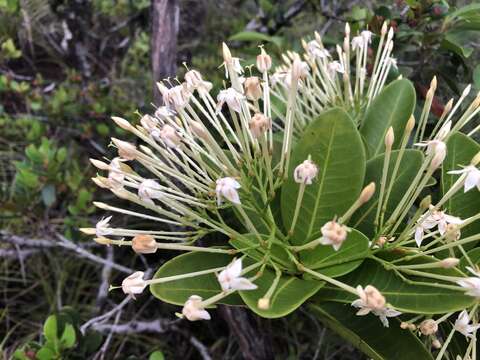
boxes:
[1,0,479,359]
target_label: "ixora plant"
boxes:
[81,22,480,359]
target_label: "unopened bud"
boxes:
[222,42,232,63]
[244,76,262,101]
[112,116,133,131]
[443,99,453,115]
[439,257,459,268]
[359,182,376,204]
[132,234,157,254]
[385,127,395,149]
[249,113,271,139]
[432,339,441,349]
[94,237,111,245]
[345,22,350,36]
[430,76,437,91]
[159,125,182,148]
[408,323,417,331]
[291,59,308,80]
[406,115,415,132]
[381,21,388,36]
[256,48,272,73]
[190,121,209,140]
[294,158,318,185]
[471,151,480,166]
[92,176,111,189]
[420,195,432,210]
[387,27,394,40]
[258,298,270,310]
[462,84,472,97]
[112,138,137,160]
[400,322,409,329]
[90,158,110,170]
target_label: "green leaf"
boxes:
[281,108,365,245]
[441,32,474,58]
[228,31,283,49]
[36,347,57,360]
[41,184,56,207]
[301,229,369,277]
[240,267,324,318]
[360,79,416,158]
[60,323,76,349]
[350,149,424,237]
[459,248,480,272]
[148,350,165,360]
[150,252,242,306]
[442,132,480,241]
[311,302,433,360]
[43,315,58,343]
[314,258,474,313]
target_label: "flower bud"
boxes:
[385,127,394,149]
[182,295,211,321]
[112,116,134,131]
[400,322,409,329]
[138,179,163,202]
[294,158,318,185]
[359,182,376,204]
[445,224,461,242]
[190,121,209,140]
[132,234,157,254]
[462,84,472,97]
[420,195,432,210]
[406,115,415,133]
[112,138,137,160]
[471,151,480,166]
[432,339,441,349]
[256,48,272,73]
[249,113,271,138]
[244,76,262,101]
[419,319,438,335]
[381,21,388,36]
[122,271,147,297]
[92,176,111,189]
[185,70,203,89]
[222,42,232,63]
[291,59,309,80]
[430,76,437,92]
[430,142,447,170]
[363,285,386,310]
[90,158,110,170]
[258,298,270,310]
[439,257,459,268]
[159,125,182,148]
[140,114,158,133]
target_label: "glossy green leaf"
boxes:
[442,132,480,240]
[311,302,433,360]
[314,258,474,313]
[360,79,416,158]
[228,31,283,49]
[240,267,324,318]
[150,252,242,306]
[43,315,58,343]
[149,350,165,360]
[281,108,365,245]
[60,323,76,348]
[350,149,424,237]
[301,229,369,277]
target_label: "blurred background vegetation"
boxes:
[1,0,479,359]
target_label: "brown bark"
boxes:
[151,0,179,104]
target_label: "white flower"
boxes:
[217,258,257,292]
[223,57,244,78]
[457,266,480,297]
[138,179,163,203]
[108,157,125,189]
[184,70,212,94]
[154,106,175,120]
[448,165,480,192]
[140,115,162,140]
[361,30,373,44]
[307,40,330,59]
[162,84,191,110]
[122,271,147,298]
[270,71,290,88]
[294,159,318,184]
[328,61,345,76]
[352,285,401,327]
[96,216,113,237]
[216,88,244,113]
[351,35,364,50]
[182,295,211,321]
[454,310,480,338]
[319,220,349,251]
[216,177,241,205]
[414,139,446,157]
[256,49,272,73]
[291,59,309,79]
[388,57,398,69]
[414,206,462,246]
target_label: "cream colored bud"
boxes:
[94,236,111,245]
[359,182,376,204]
[345,22,350,36]
[432,339,441,349]
[112,138,137,160]
[258,298,270,310]
[430,143,447,170]
[112,116,133,130]
[90,158,110,170]
[470,151,480,166]
[462,84,472,97]
[291,59,308,80]
[256,48,272,73]
[381,21,388,35]
[159,125,182,148]
[244,76,262,101]
[419,319,438,335]
[92,176,111,189]
[132,234,157,254]
[249,113,271,139]
[222,42,232,63]
[439,257,460,268]
[420,195,432,210]
[385,127,395,149]
[406,115,415,132]
[408,323,417,331]
[430,76,437,91]
[140,114,158,132]
[400,322,409,329]
[122,271,147,297]
[190,121,209,140]
[387,27,394,40]
[185,70,203,88]
[444,99,453,115]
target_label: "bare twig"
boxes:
[80,296,132,334]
